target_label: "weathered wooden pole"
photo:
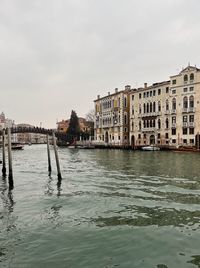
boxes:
[7,128,14,189]
[2,129,6,177]
[52,132,62,179]
[46,134,52,175]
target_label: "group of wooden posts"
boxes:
[2,129,62,190]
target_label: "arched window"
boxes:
[172,98,176,110]
[124,97,127,107]
[166,100,169,111]
[184,74,188,82]
[147,120,149,128]
[139,121,141,130]
[143,103,146,113]
[190,73,194,81]
[150,103,152,113]
[147,103,149,113]
[165,118,169,129]
[158,101,161,112]
[153,102,156,112]
[153,119,155,127]
[124,114,127,124]
[183,96,188,109]
[158,119,161,129]
[143,120,146,128]
[189,95,194,108]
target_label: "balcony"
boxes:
[188,107,195,113]
[188,122,195,128]
[141,127,156,132]
[182,122,188,127]
[182,108,188,113]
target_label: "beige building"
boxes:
[94,86,130,146]
[130,65,200,148]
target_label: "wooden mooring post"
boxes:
[52,132,62,180]
[7,128,14,189]
[46,134,52,175]
[2,129,6,177]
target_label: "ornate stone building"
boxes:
[94,86,130,146]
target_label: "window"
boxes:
[190,139,194,144]
[172,116,176,123]
[172,98,176,110]
[189,115,194,122]
[157,133,161,139]
[158,119,161,129]
[153,119,155,127]
[158,101,161,112]
[183,139,187,144]
[153,102,156,112]
[139,121,141,130]
[165,118,169,129]
[172,89,176,94]
[172,139,176,143]
[118,98,120,107]
[172,128,176,135]
[143,92,146,98]
[150,102,152,113]
[124,114,127,124]
[139,104,142,114]
[118,136,120,140]
[124,136,127,140]
[143,103,146,114]
[184,74,188,82]
[165,133,169,139]
[150,91,152,97]
[139,93,141,99]
[189,96,194,108]
[189,87,194,92]
[124,97,127,107]
[132,95,134,101]
[183,128,187,135]
[153,90,156,96]
[183,88,188,93]
[158,88,161,95]
[190,73,194,81]
[183,96,188,109]
[147,92,149,98]
[189,128,194,135]
[144,134,146,139]
[138,134,141,139]
[147,103,149,113]
[166,100,169,111]
[183,115,187,122]
[172,79,176,85]
[166,87,169,93]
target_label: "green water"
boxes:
[1,145,200,268]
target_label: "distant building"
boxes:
[0,112,17,142]
[17,124,47,144]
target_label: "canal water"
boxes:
[1,145,200,268]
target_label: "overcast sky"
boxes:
[0,0,200,128]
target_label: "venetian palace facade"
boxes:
[94,65,200,148]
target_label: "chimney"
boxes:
[144,83,147,89]
[115,88,118,93]
[97,95,100,99]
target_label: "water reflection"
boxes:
[188,255,200,267]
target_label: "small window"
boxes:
[189,128,194,135]
[153,90,156,96]
[172,139,176,143]
[190,73,194,81]
[172,89,176,94]
[139,93,142,99]
[183,139,187,144]
[147,92,149,98]
[184,74,188,82]
[183,88,188,92]
[190,139,194,144]
[189,87,194,92]
[172,79,176,85]
[165,133,169,139]
[150,91,152,97]
[172,128,176,135]
[157,133,161,139]
[189,115,194,122]
[158,89,161,95]
[132,95,134,101]
[183,115,187,122]
[166,87,169,93]
[183,128,187,135]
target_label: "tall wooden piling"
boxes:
[46,134,52,175]
[2,129,6,177]
[7,128,13,189]
[52,132,62,179]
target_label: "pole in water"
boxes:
[7,128,14,190]
[52,132,62,179]
[46,134,52,175]
[2,129,6,177]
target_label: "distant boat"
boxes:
[12,143,24,150]
[142,145,160,151]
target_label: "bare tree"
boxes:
[85,109,95,122]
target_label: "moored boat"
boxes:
[142,145,160,151]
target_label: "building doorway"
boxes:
[150,135,155,145]
[105,131,109,143]
[131,135,135,149]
